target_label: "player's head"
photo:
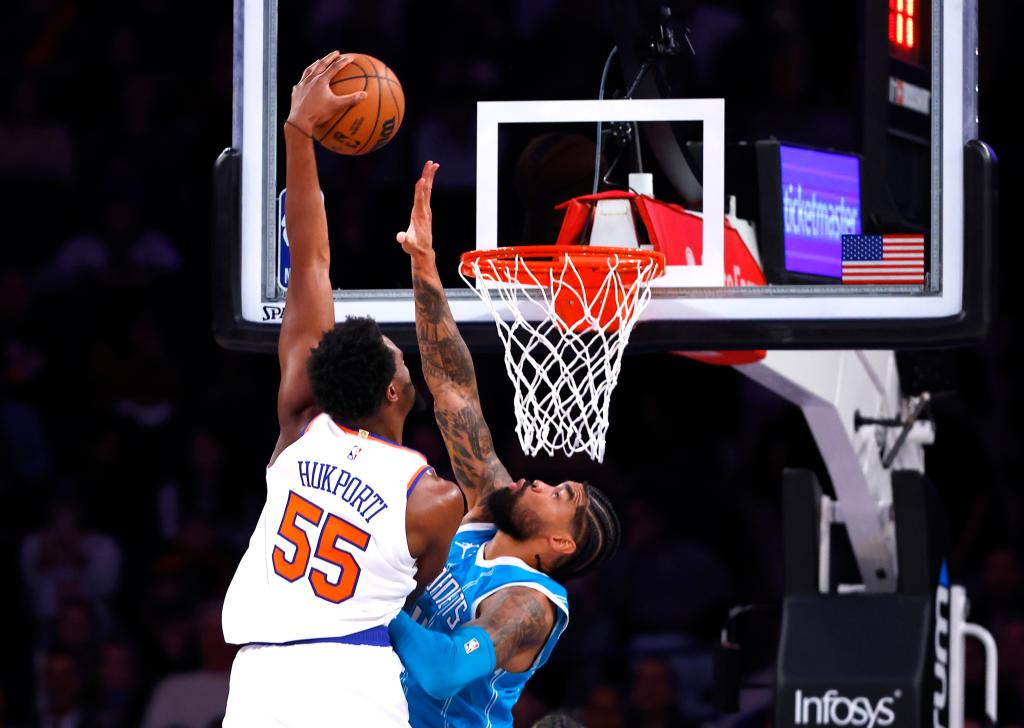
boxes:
[307,316,416,423]
[485,479,621,583]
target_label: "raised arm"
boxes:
[396,163,512,507]
[270,52,366,464]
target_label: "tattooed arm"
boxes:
[468,586,557,673]
[388,585,556,697]
[396,162,512,509]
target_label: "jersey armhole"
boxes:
[300,412,321,436]
[406,465,434,497]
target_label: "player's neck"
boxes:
[485,531,548,573]
[347,414,403,445]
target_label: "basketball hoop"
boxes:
[460,245,665,462]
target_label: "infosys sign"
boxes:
[779,145,861,279]
[782,565,953,728]
[793,689,899,728]
[933,562,951,728]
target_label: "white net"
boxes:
[460,247,663,462]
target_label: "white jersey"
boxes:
[222,414,431,645]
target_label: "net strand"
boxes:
[460,250,660,462]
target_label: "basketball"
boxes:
[313,53,404,156]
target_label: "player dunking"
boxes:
[221,53,465,727]
[388,162,622,727]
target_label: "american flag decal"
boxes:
[841,234,925,284]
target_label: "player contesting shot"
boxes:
[389,162,623,727]
[220,52,465,727]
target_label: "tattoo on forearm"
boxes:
[418,338,475,387]
[412,271,511,495]
[435,407,493,459]
[412,275,476,389]
[434,406,509,495]
[481,589,553,668]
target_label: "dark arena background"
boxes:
[2,1,1023,727]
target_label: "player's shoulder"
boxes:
[442,523,496,561]
[411,471,460,495]
[454,521,497,540]
[473,549,569,610]
[354,428,432,467]
[476,584,560,637]
[269,406,322,467]
[313,416,431,465]
[407,472,467,520]
[365,434,431,463]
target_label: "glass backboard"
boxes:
[213,0,994,352]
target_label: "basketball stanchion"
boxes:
[460,245,665,462]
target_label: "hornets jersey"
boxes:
[223,414,432,645]
[402,523,570,728]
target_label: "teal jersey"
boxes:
[402,523,570,728]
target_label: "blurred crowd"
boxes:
[2,1,1023,727]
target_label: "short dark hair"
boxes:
[531,713,584,728]
[549,484,621,583]
[307,317,396,422]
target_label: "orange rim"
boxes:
[460,245,666,288]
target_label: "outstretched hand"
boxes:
[286,51,366,136]
[397,161,440,258]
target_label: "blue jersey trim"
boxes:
[407,465,433,497]
[246,624,390,648]
[300,413,321,436]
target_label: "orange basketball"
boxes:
[314,53,405,156]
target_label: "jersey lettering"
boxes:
[424,569,470,629]
[296,460,390,523]
[272,490,370,604]
[223,418,424,646]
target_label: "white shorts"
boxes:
[223,641,410,727]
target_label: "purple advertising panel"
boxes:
[780,145,861,278]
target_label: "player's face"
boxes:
[510,478,588,538]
